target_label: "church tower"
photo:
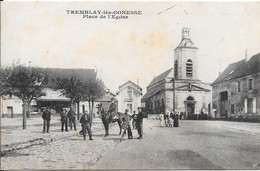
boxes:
[174,28,199,80]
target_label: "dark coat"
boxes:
[60,112,68,122]
[42,110,51,121]
[108,102,117,114]
[80,113,91,124]
[136,112,144,124]
[67,110,76,119]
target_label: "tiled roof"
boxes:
[211,53,260,85]
[148,68,173,87]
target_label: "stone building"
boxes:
[116,80,142,114]
[211,53,260,118]
[142,28,212,117]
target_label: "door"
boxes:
[7,106,13,118]
[220,91,228,118]
[187,103,195,115]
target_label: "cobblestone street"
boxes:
[1,119,260,170]
[1,122,122,170]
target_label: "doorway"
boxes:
[7,106,13,118]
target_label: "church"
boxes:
[142,28,212,118]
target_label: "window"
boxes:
[174,60,178,78]
[248,78,253,90]
[186,59,193,77]
[247,98,253,113]
[127,104,132,113]
[127,90,132,100]
[237,81,241,92]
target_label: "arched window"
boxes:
[187,96,194,101]
[186,59,193,77]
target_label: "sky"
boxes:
[1,2,260,93]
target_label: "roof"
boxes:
[116,80,142,94]
[211,53,260,85]
[141,89,161,101]
[37,88,70,101]
[148,68,173,87]
[42,68,97,83]
[174,38,198,51]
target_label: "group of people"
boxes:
[60,107,77,132]
[120,108,144,140]
[41,107,77,133]
[159,112,179,127]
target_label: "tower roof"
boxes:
[174,28,198,51]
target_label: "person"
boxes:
[42,107,51,133]
[108,97,117,122]
[121,109,132,140]
[136,108,144,139]
[60,109,68,132]
[174,111,179,127]
[132,111,137,130]
[80,110,93,141]
[67,107,77,131]
[165,113,170,127]
[159,113,164,127]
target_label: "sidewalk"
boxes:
[1,116,105,154]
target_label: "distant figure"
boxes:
[68,107,77,131]
[174,111,179,127]
[159,113,164,127]
[80,110,93,141]
[42,107,51,133]
[132,111,137,130]
[169,116,173,127]
[136,108,144,139]
[120,109,133,141]
[60,109,68,132]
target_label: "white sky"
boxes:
[1,2,260,93]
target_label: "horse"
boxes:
[97,105,123,137]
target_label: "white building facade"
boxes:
[116,81,142,114]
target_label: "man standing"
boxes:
[132,111,137,130]
[108,97,117,122]
[80,110,93,141]
[136,108,144,139]
[42,107,51,133]
[121,109,133,140]
[67,107,77,131]
[60,109,68,132]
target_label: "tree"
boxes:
[1,65,48,129]
[52,74,106,123]
[52,76,83,120]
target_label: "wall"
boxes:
[212,72,260,118]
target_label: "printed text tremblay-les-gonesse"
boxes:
[66,10,142,19]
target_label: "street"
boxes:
[1,119,260,170]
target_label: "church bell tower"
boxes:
[174,28,199,80]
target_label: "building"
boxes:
[116,80,142,114]
[1,68,97,117]
[142,28,212,118]
[211,53,260,119]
